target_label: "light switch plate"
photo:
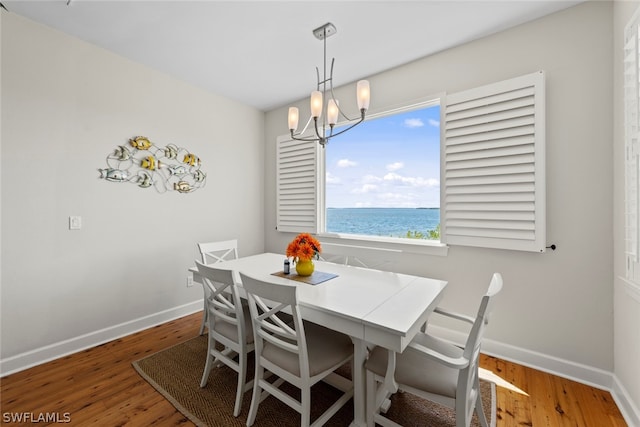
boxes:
[69,216,82,230]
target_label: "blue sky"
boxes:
[325,105,441,208]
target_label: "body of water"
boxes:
[326,208,440,238]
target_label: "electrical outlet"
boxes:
[69,216,82,230]
[187,276,194,287]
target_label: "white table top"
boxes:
[191,252,447,353]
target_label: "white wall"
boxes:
[613,1,640,424]
[266,1,616,383]
[0,13,265,373]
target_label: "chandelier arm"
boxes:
[298,115,313,136]
[292,111,365,144]
[330,57,335,86]
[290,115,318,142]
[325,110,366,139]
[312,117,327,142]
[290,130,323,142]
[313,110,326,142]
[327,57,356,122]
[330,86,357,122]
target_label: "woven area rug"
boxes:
[133,335,495,427]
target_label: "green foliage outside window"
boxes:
[404,224,440,240]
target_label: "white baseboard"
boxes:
[0,300,202,377]
[612,375,640,427]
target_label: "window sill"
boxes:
[316,232,449,257]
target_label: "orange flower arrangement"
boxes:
[286,233,322,263]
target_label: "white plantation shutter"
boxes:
[624,17,640,284]
[442,71,546,252]
[276,135,320,233]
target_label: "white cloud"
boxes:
[326,172,340,184]
[375,192,427,208]
[386,162,404,172]
[362,174,383,184]
[383,172,404,182]
[354,201,373,208]
[351,184,378,194]
[378,192,408,201]
[383,172,439,187]
[403,118,424,128]
[428,118,440,127]
[377,193,419,208]
[337,158,357,168]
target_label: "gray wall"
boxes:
[265,2,614,377]
[0,13,265,368]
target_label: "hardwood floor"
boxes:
[0,312,627,426]
[479,354,627,426]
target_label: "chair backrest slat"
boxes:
[463,273,503,360]
[195,260,244,331]
[241,273,310,375]
[198,239,239,264]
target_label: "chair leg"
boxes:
[199,303,207,335]
[200,336,216,387]
[300,386,311,427]
[246,364,264,426]
[200,354,213,387]
[474,376,489,427]
[366,370,376,427]
[233,351,247,417]
[454,396,469,427]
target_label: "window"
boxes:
[325,102,441,240]
[277,71,546,253]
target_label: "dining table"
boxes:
[190,252,447,427]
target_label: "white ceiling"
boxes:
[3,0,583,111]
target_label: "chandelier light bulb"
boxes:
[310,91,323,119]
[327,99,339,125]
[357,80,370,111]
[288,107,299,132]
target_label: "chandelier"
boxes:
[287,23,371,147]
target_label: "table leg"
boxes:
[349,337,368,427]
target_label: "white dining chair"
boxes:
[197,239,239,335]
[318,242,394,270]
[240,272,354,427]
[195,260,253,417]
[365,273,503,427]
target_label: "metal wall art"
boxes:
[98,136,206,193]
